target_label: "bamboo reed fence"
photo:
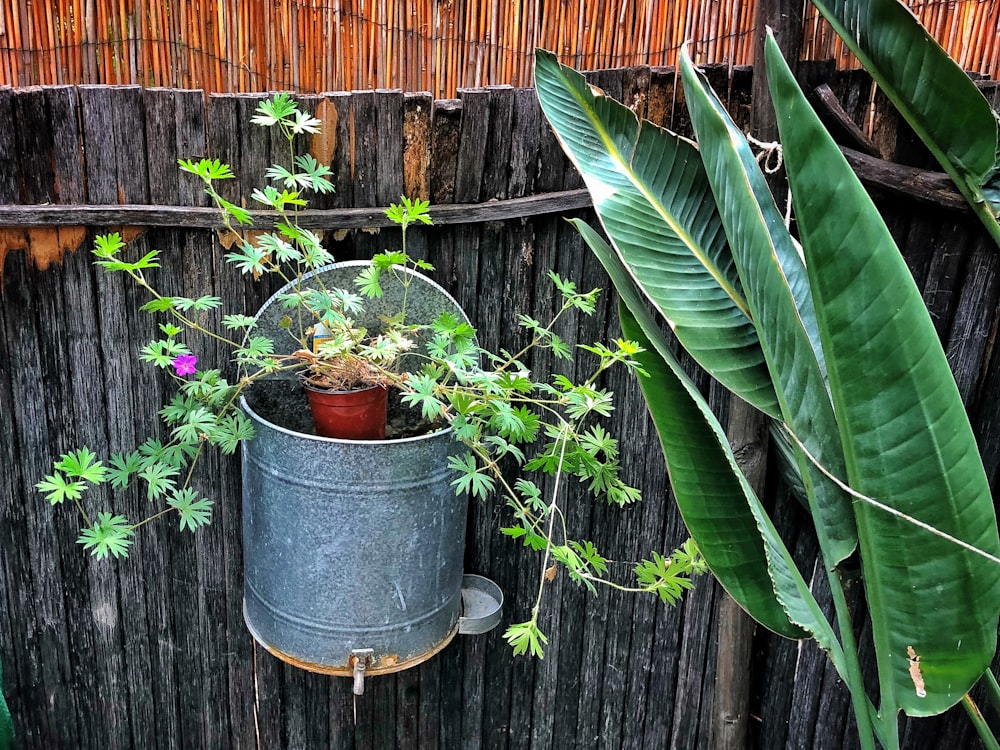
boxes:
[0,1,998,98]
[801,1,1000,79]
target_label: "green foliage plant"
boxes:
[38,93,706,658]
[534,23,1000,750]
[805,0,1000,245]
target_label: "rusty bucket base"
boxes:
[243,600,459,677]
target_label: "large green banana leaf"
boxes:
[677,49,858,568]
[575,219,839,647]
[533,50,781,419]
[766,32,1000,717]
[808,0,1000,243]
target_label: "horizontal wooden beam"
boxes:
[0,189,594,229]
[0,153,969,233]
[840,146,968,213]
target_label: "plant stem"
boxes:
[73,496,93,528]
[181,440,208,489]
[963,693,1000,750]
[531,422,571,616]
[984,669,1000,715]
[130,507,175,531]
[827,570,881,750]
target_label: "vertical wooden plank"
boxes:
[417,650,443,750]
[328,677,356,749]
[584,176,673,750]
[351,90,378,210]
[666,397,722,750]
[747,489,817,750]
[78,86,119,202]
[283,668,330,748]
[145,88,181,204]
[110,87,150,203]
[646,67,675,129]
[427,98,462,287]
[702,10,805,744]
[68,83,140,750]
[375,89,405,205]
[46,95,93,693]
[480,86,514,200]
[349,89,379,259]
[396,667,421,750]
[403,91,433,201]
[452,89,489,204]
[919,218,970,339]
[784,563,838,748]
[450,90,491,750]
[0,248,83,749]
[622,65,652,121]
[469,83,529,750]
[507,88,540,200]
[429,100,461,206]
[559,69,623,750]
[0,88,18,202]
[47,86,85,204]
[106,83,160,750]
[727,66,754,132]
[206,91,257,750]
[13,88,55,203]
[711,56,761,750]
[0,147,27,743]
[320,91,355,209]
[573,229,627,750]
[234,92,286,750]
[176,86,238,750]
[138,86,186,750]
[532,85,587,749]
[590,235,679,750]
[509,90,564,750]
[626,422,686,750]
[0,82,90,748]
[365,675,399,749]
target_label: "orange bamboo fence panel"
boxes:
[0,1,997,97]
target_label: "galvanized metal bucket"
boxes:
[241,399,466,675]
[240,262,500,678]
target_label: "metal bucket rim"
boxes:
[250,259,469,330]
[240,393,453,446]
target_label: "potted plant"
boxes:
[37,94,706,681]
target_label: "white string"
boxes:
[783,426,1000,567]
[746,132,794,230]
[746,132,784,174]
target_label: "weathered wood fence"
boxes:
[1,63,999,749]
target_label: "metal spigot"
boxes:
[350,648,375,695]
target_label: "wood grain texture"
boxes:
[1,73,997,750]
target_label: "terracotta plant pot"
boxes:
[304,383,388,439]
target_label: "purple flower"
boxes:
[172,353,198,376]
